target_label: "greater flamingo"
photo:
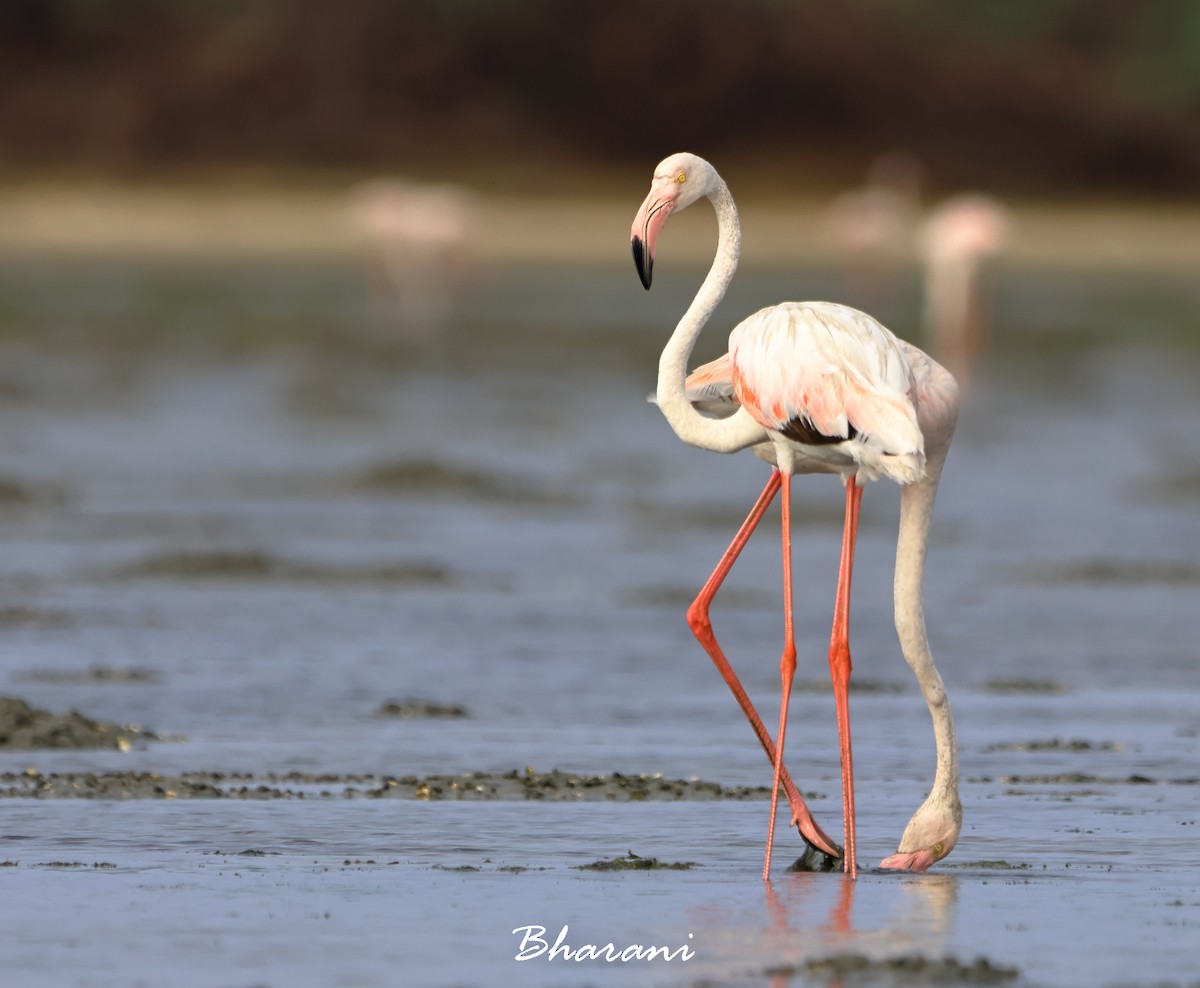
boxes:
[347,178,476,340]
[631,152,961,879]
[919,194,1011,393]
[823,151,924,302]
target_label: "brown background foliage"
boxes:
[1,0,1199,194]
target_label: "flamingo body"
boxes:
[632,152,961,880]
[823,151,924,302]
[919,194,1011,391]
[347,178,477,339]
[728,301,924,485]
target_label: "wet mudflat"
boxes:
[1,256,1199,986]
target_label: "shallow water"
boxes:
[1,258,1199,986]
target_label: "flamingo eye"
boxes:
[933,841,945,856]
[676,171,687,184]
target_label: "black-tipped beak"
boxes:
[632,236,653,290]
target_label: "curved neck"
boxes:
[655,179,763,454]
[894,444,958,803]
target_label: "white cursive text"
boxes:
[512,924,695,962]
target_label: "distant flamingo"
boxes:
[823,151,924,303]
[919,194,1011,392]
[347,178,477,340]
[632,152,961,879]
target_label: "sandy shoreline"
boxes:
[0,181,1198,271]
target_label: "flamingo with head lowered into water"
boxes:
[631,152,961,880]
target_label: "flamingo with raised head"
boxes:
[919,194,1011,392]
[347,178,476,340]
[631,152,961,880]
[823,150,924,302]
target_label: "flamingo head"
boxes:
[921,195,1011,266]
[880,794,962,873]
[631,152,715,289]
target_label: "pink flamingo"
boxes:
[346,178,476,339]
[919,194,1011,392]
[823,151,924,301]
[631,153,961,880]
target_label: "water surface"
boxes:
[1,257,1198,986]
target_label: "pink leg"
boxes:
[686,471,841,862]
[763,470,799,880]
[830,478,864,878]
[822,872,856,936]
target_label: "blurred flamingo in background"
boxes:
[347,178,477,341]
[632,152,962,880]
[823,151,924,305]
[919,194,1011,392]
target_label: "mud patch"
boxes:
[370,769,779,802]
[0,697,161,751]
[982,678,1065,695]
[0,606,73,630]
[793,678,906,694]
[375,698,468,719]
[574,851,697,871]
[429,862,551,874]
[0,770,221,798]
[1024,559,1200,586]
[769,953,1019,985]
[999,773,1160,785]
[981,738,1118,753]
[31,861,118,869]
[17,666,158,684]
[619,584,771,610]
[348,457,574,508]
[0,474,67,509]
[105,549,450,586]
[1132,468,1200,506]
[0,768,786,801]
[950,861,1033,871]
[629,497,848,533]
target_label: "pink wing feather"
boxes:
[728,302,925,477]
[683,353,739,414]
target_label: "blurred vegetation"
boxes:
[1,0,1199,193]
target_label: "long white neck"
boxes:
[654,179,764,454]
[894,439,959,808]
